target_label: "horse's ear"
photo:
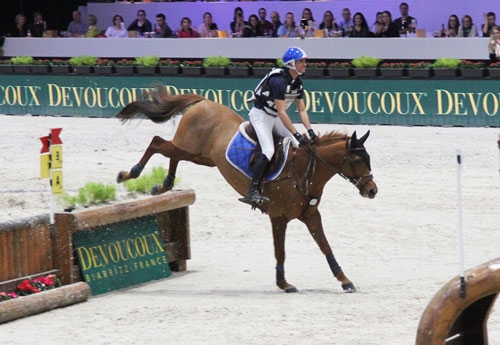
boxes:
[351,131,358,143]
[359,130,370,145]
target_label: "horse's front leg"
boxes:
[299,208,357,293]
[117,136,179,195]
[271,215,298,293]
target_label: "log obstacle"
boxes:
[415,257,500,345]
[0,282,91,324]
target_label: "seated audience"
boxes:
[105,14,127,38]
[154,13,173,38]
[257,8,274,37]
[30,12,46,37]
[393,2,417,36]
[177,17,197,38]
[482,12,497,37]
[232,13,245,37]
[488,25,500,63]
[9,14,28,37]
[67,10,88,37]
[376,10,400,37]
[230,7,245,34]
[300,7,316,37]
[371,12,384,36]
[349,12,372,37]
[457,15,478,37]
[319,10,341,37]
[84,14,99,38]
[243,14,259,38]
[269,11,282,37]
[198,12,218,38]
[278,12,300,38]
[127,9,152,37]
[442,14,460,37]
[339,8,353,37]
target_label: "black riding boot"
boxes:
[239,155,270,205]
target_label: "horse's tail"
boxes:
[117,86,206,124]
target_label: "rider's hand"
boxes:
[293,132,308,146]
[308,129,318,144]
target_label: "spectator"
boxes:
[230,7,245,34]
[270,11,282,37]
[319,10,341,37]
[127,9,152,37]
[278,12,299,38]
[457,15,478,37]
[442,14,460,37]
[376,10,400,37]
[488,25,500,63]
[105,14,127,38]
[482,12,497,37]
[232,13,245,37]
[67,10,88,37]
[300,7,316,37]
[84,14,99,38]
[371,12,384,36]
[9,14,28,37]
[257,8,273,37]
[349,12,372,38]
[339,8,353,37]
[30,12,46,37]
[393,2,417,36]
[154,13,172,38]
[198,12,218,38]
[243,14,259,38]
[177,17,197,38]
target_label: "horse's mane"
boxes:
[316,130,348,146]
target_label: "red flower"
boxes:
[17,279,40,293]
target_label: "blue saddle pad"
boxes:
[225,130,290,181]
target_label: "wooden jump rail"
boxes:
[0,189,195,290]
[416,257,500,345]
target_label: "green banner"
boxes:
[73,216,171,295]
[1,74,499,127]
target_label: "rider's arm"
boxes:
[295,98,312,131]
[275,99,299,135]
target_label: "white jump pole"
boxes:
[456,150,466,298]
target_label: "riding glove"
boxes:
[308,129,318,143]
[293,132,308,146]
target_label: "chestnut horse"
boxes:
[116,88,378,293]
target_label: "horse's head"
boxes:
[341,130,378,199]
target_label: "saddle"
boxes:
[242,122,287,175]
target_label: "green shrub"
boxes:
[351,55,381,68]
[432,57,461,69]
[124,166,176,193]
[135,55,160,66]
[58,182,116,209]
[69,55,98,66]
[11,56,34,65]
[203,56,232,67]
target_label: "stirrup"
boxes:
[238,190,270,206]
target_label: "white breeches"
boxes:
[249,107,293,161]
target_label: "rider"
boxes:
[239,46,318,206]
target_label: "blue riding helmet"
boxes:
[282,47,307,75]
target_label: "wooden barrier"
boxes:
[415,257,500,345]
[0,189,195,290]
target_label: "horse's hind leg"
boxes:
[271,215,298,293]
[299,209,357,293]
[117,136,181,194]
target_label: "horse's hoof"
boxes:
[341,282,357,293]
[116,171,126,183]
[151,184,164,195]
[285,286,299,293]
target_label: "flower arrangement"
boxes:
[231,61,251,68]
[159,59,181,67]
[459,60,485,69]
[328,62,351,69]
[252,61,275,68]
[432,57,461,69]
[380,62,408,69]
[0,274,62,303]
[135,55,160,67]
[307,61,327,68]
[49,59,70,66]
[407,61,432,69]
[351,55,381,68]
[96,58,116,66]
[33,59,51,65]
[489,62,500,69]
[115,58,137,66]
[182,60,203,67]
[0,59,12,65]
